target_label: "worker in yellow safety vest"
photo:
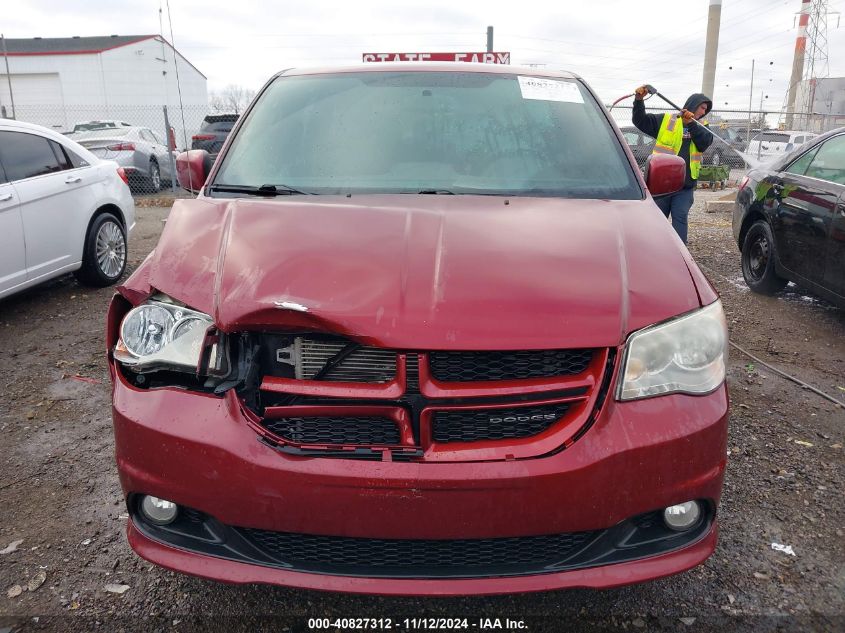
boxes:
[632,87,713,244]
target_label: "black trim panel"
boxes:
[130,495,713,580]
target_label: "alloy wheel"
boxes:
[747,233,769,281]
[95,220,126,279]
[151,163,161,191]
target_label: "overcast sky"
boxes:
[5,0,845,115]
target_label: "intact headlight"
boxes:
[114,298,214,373]
[617,301,728,401]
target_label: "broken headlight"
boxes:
[114,297,220,374]
[617,300,728,401]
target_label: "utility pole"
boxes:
[1,34,16,119]
[158,5,178,192]
[486,26,493,53]
[702,0,722,99]
[758,90,766,160]
[747,59,754,149]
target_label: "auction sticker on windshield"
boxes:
[518,76,584,103]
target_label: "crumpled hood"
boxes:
[146,195,708,349]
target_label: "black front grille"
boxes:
[182,508,205,524]
[405,353,420,394]
[433,404,570,443]
[429,349,594,382]
[239,527,596,575]
[262,417,400,445]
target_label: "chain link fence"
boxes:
[2,104,210,194]
[5,100,845,193]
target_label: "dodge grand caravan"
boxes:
[107,64,729,595]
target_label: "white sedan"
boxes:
[0,119,135,300]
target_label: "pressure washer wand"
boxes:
[643,84,722,141]
[643,85,682,111]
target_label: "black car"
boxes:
[733,126,845,309]
[706,126,748,167]
[191,114,239,158]
[620,125,747,169]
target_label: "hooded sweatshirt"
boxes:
[633,93,714,189]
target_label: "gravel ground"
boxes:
[1,191,843,633]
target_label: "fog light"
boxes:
[140,495,179,525]
[663,501,701,531]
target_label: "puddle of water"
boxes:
[781,283,838,309]
[727,275,750,292]
[718,276,835,310]
[46,377,96,400]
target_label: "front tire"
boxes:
[74,213,127,287]
[147,160,161,193]
[741,220,787,295]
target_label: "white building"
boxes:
[792,77,845,133]
[0,35,208,148]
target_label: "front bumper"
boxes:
[112,361,728,594]
[128,516,718,596]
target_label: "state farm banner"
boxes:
[363,52,510,64]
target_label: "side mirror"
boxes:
[176,150,212,194]
[644,153,686,197]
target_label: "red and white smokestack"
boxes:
[786,0,812,126]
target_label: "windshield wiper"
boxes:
[209,183,311,196]
[417,189,455,195]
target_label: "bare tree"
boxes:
[209,84,256,114]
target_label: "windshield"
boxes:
[714,127,740,142]
[202,121,236,133]
[214,71,640,198]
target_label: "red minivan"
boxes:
[107,64,729,595]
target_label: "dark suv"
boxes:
[191,114,239,158]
